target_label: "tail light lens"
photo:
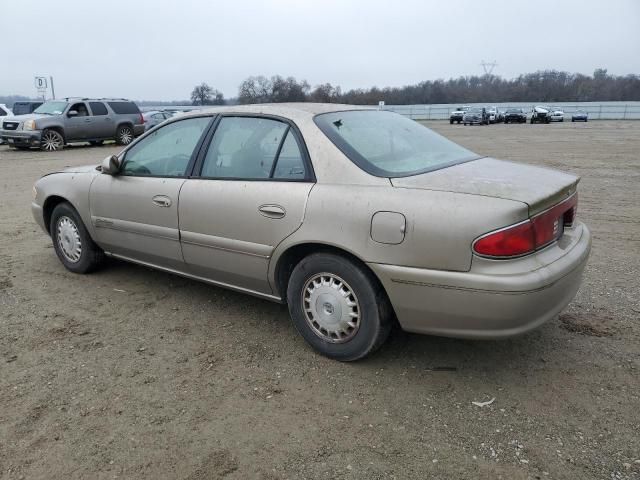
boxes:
[474,194,578,258]
[139,113,144,125]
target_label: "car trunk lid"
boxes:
[391,157,579,216]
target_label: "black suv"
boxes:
[504,108,527,124]
[1,98,145,150]
[11,101,43,116]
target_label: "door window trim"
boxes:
[118,115,216,179]
[191,113,316,183]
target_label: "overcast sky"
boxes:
[3,0,639,101]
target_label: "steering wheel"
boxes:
[125,161,151,175]
[163,153,191,176]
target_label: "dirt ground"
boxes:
[1,120,639,480]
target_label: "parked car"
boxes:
[550,109,565,122]
[504,108,527,124]
[572,111,588,122]
[486,106,499,124]
[449,106,469,124]
[463,107,489,125]
[531,106,551,124]
[0,104,11,144]
[0,98,145,151]
[11,101,43,116]
[496,110,505,123]
[31,105,590,361]
[143,110,173,131]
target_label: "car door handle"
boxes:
[152,195,172,207]
[84,119,91,122]
[258,204,285,219]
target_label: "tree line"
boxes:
[191,69,640,106]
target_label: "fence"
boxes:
[382,101,640,120]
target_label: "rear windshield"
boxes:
[314,110,479,178]
[107,102,140,114]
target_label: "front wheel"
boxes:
[287,253,393,361]
[41,129,64,151]
[50,202,104,273]
[115,125,134,145]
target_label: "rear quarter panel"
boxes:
[269,184,529,283]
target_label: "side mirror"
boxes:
[101,155,121,175]
[67,110,78,117]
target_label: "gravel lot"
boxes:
[1,121,638,480]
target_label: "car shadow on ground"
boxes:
[99,257,563,376]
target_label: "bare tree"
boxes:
[190,83,225,106]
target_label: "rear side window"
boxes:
[108,102,140,114]
[0,107,7,116]
[273,131,306,179]
[201,117,288,179]
[89,102,108,116]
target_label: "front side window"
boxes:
[69,103,89,117]
[315,110,479,177]
[121,117,210,177]
[201,117,290,179]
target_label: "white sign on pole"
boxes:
[35,76,48,89]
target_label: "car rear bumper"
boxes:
[0,130,42,146]
[368,222,591,339]
[133,124,145,136]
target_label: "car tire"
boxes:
[50,202,104,274]
[89,140,104,146]
[115,125,134,145]
[450,119,453,124]
[40,129,64,151]
[287,252,393,361]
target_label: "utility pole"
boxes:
[50,76,56,99]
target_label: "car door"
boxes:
[179,115,315,295]
[89,116,212,269]
[65,102,92,140]
[88,101,114,138]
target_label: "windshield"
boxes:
[314,110,479,178]
[506,109,520,113]
[469,107,482,113]
[34,101,68,115]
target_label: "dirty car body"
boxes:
[31,104,591,360]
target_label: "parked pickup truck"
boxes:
[449,106,470,124]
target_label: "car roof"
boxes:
[187,103,374,122]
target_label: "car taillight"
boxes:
[139,113,144,125]
[473,194,577,258]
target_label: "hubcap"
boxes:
[56,216,82,263]
[120,128,133,144]
[42,131,62,151]
[302,273,360,343]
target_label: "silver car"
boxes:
[31,104,591,361]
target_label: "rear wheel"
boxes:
[287,253,392,361]
[41,129,64,151]
[115,125,134,145]
[50,202,104,273]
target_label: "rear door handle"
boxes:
[258,204,285,219]
[152,195,172,207]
